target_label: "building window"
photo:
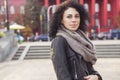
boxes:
[10,5,15,14]
[108,18,111,27]
[107,3,111,12]
[95,3,99,12]
[84,3,89,12]
[0,5,4,15]
[95,18,100,27]
[20,5,25,14]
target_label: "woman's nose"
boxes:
[71,17,77,23]
[72,17,76,21]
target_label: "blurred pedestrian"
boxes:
[49,0,102,80]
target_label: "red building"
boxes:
[0,0,120,34]
[40,0,120,33]
[0,0,26,28]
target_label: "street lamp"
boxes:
[4,0,9,31]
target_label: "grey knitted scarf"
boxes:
[56,27,97,64]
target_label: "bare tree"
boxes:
[24,0,41,34]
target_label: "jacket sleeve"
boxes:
[87,62,103,80]
[51,37,72,80]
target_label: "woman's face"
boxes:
[62,7,80,31]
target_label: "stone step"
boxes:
[12,56,20,60]
[96,50,120,53]
[28,50,50,53]
[97,55,120,58]
[94,45,120,58]
[24,56,50,59]
[95,45,120,49]
[30,46,50,49]
[96,52,120,55]
[11,42,120,60]
[96,48,120,51]
[12,46,25,60]
[26,53,50,56]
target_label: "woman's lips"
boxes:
[70,24,77,27]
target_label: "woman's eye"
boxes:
[67,15,72,18]
[75,15,80,18]
[66,15,80,19]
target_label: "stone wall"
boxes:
[0,30,18,62]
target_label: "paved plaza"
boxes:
[0,40,120,80]
[0,58,120,80]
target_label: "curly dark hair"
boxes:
[49,0,90,38]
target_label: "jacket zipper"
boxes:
[73,59,78,80]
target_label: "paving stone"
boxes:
[0,58,120,80]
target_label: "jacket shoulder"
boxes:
[52,36,67,46]
[54,36,67,42]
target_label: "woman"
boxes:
[49,0,102,80]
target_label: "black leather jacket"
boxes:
[51,36,102,80]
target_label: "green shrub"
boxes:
[0,32,6,37]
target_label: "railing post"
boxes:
[47,5,57,41]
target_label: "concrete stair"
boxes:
[24,46,50,59]
[95,44,120,58]
[10,41,120,60]
[11,42,51,60]
[12,46,25,60]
